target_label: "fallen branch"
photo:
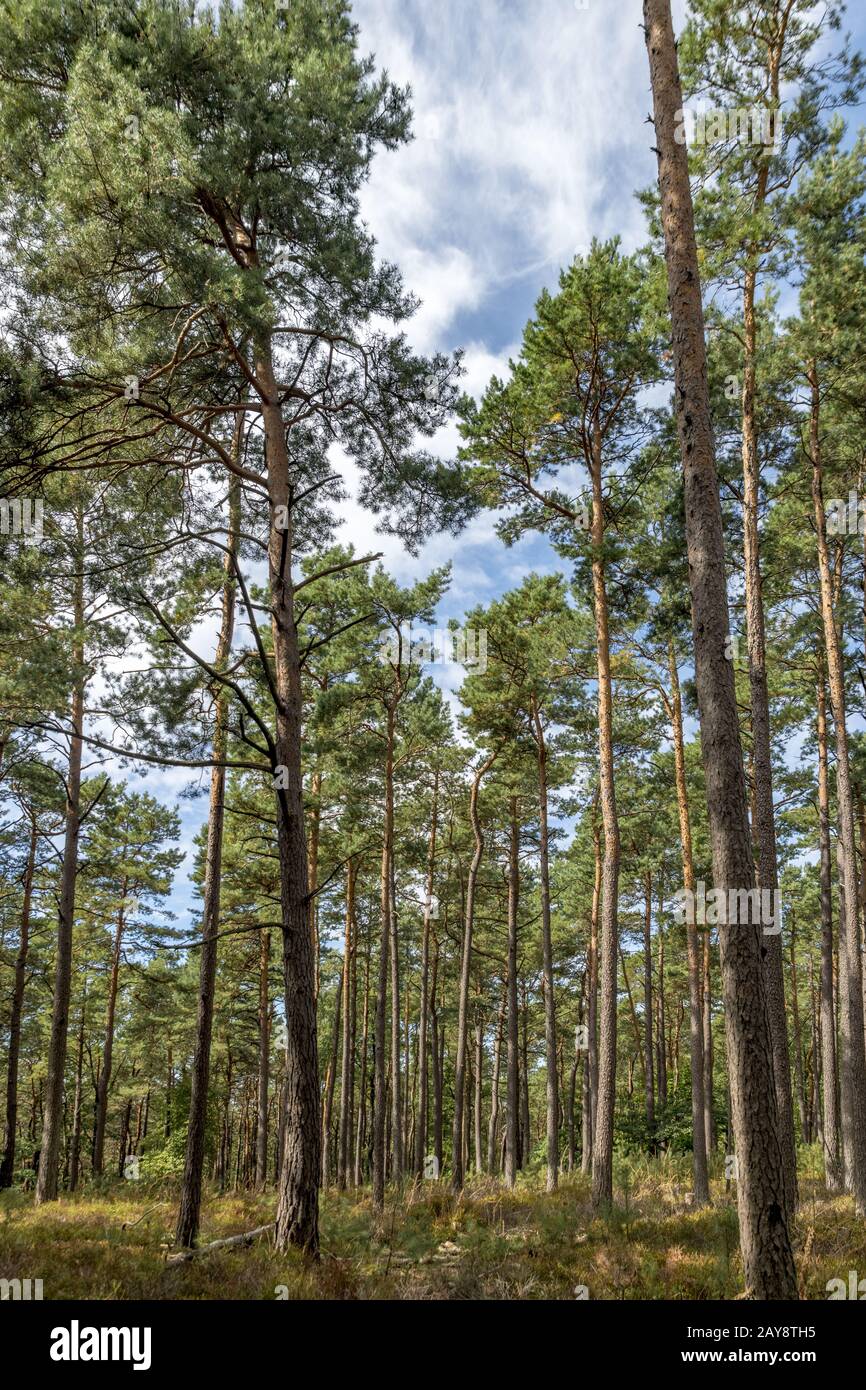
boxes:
[166,1222,275,1264]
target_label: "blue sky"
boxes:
[136,0,866,932]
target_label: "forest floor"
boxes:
[1,1156,862,1300]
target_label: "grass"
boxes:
[1,1160,863,1300]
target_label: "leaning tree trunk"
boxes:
[175,430,241,1248]
[808,361,866,1214]
[37,514,85,1207]
[667,642,710,1204]
[643,0,797,1297]
[0,819,37,1188]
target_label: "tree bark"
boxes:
[338,859,357,1190]
[505,797,520,1188]
[175,425,241,1248]
[808,361,866,1212]
[258,341,321,1255]
[0,818,37,1188]
[452,750,497,1189]
[37,505,86,1206]
[532,695,559,1192]
[255,929,270,1190]
[93,892,127,1175]
[643,0,797,1296]
[590,419,621,1210]
[740,266,797,1217]
[667,642,709,1203]
[413,780,438,1181]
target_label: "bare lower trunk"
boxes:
[643,0,797,1296]
[67,1002,86,1193]
[532,697,559,1192]
[413,785,437,1181]
[582,816,601,1175]
[452,750,497,1190]
[742,267,797,1217]
[93,898,126,1175]
[258,345,320,1254]
[0,820,37,1188]
[37,519,85,1206]
[816,676,842,1190]
[505,800,520,1188]
[338,861,357,1190]
[642,869,655,1151]
[487,987,505,1174]
[590,422,621,1210]
[809,362,866,1213]
[667,643,709,1204]
[321,974,342,1188]
[256,929,270,1190]
[175,431,241,1248]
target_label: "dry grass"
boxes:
[1,1163,862,1300]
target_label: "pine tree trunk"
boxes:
[175,430,241,1248]
[643,0,797,1296]
[703,930,715,1155]
[255,929,270,1190]
[667,642,709,1203]
[582,814,601,1174]
[532,697,559,1191]
[321,977,342,1188]
[808,362,866,1212]
[413,782,437,1181]
[642,869,655,1151]
[590,422,621,1210]
[257,343,320,1255]
[487,987,505,1174]
[741,267,797,1217]
[93,895,126,1175]
[789,914,807,1142]
[36,511,85,1206]
[68,996,86,1193]
[389,855,403,1184]
[0,819,37,1188]
[452,751,497,1190]
[505,799,520,1187]
[816,674,842,1189]
[338,860,357,1190]
[372,706,395,1211]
